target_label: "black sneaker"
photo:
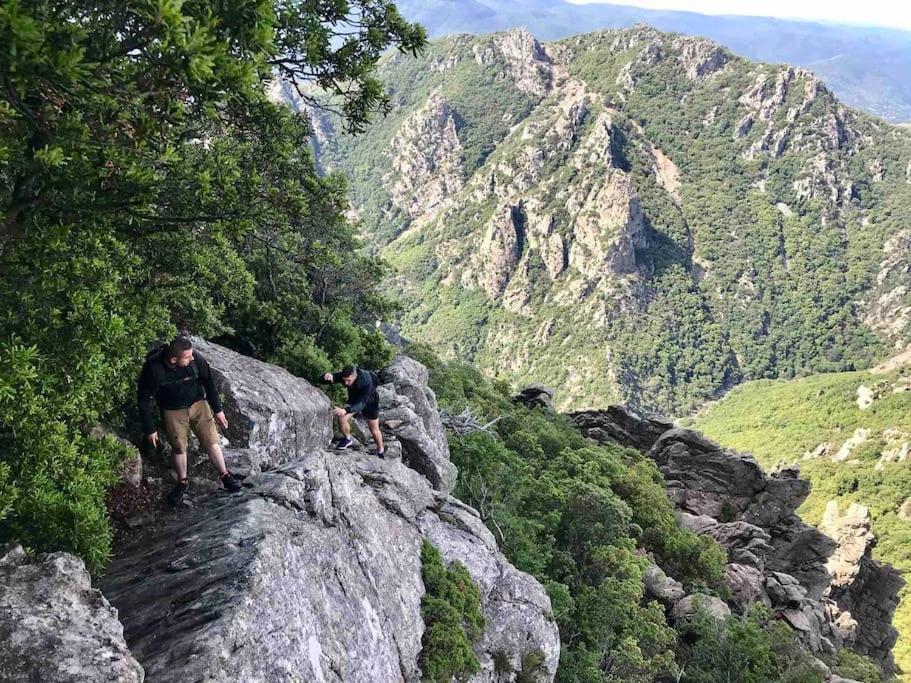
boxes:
[221,472,242,492]
[334,436,354,450]
[167,479,189,506]
[368,448,386,459]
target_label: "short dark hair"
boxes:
[168,336,192,359]
[341,365,356,378]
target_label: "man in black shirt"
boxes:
[320,365,385,458]
[137,337,241,504]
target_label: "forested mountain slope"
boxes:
[294,26,911,414]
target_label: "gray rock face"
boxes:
[191,338,333,473]
[374,354,458,494]
[100,341,555,682]
[0,544,143,683]
[102,452,558,682]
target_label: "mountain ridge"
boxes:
[392,0,911,124]
[301,25,911,415]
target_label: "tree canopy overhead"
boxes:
[0,0,424,569]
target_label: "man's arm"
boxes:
[195,354,224,415]
[318,371,343,384]
[137,362,158,436]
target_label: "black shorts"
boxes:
[358,399,380,420]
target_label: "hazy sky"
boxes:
[566,0,911,31]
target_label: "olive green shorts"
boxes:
[162,400,219,453]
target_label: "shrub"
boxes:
[418,541,485,682]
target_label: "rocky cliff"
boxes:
[313,26,911,415]
[1,343,559,682]
[569,406,901,673]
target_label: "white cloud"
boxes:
[566,0,911,31]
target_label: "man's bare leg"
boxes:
[338,412,352,438]
[367,418,384,453]
[205,442,229,477]
[173,451,189,482]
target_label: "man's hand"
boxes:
[333,406,347,417]
[147,432,159,448]
[322,372,334,382]
[215,411,229,430]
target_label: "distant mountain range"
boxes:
[393,0,911,123]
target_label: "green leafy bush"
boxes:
[677,604,823,683]
[419,541,485,682]
[0,0,424,570]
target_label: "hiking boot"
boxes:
[167,479,189,506]
[334,436,354,450]
[221,472,242,492]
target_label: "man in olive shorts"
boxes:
[320,365,385,458]
[137,336,241,504]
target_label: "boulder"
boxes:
[679,513,772,570]
[568,405,673,451]
[671,594,731,622]
[372,355,458,494]
[102,452,559,682]
[723,563,768,608]
[191,338,333,473]
[643,564,685,605]
[514,384,556,410]
[0,544,143,682]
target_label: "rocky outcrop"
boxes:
[569,406,673,452]
[373,354,458,494]
[386,92,464,220]
[820,502,902,670]
[102,452,558,682]
[514,383,555,410]
[573,405,901,667]
[672,36,729,80]
[0,544,143,682]
[99,342,557,682]
[864,230,911,346]
[191,337,333,474]
[472,28,553,96]
[470,204,527,298]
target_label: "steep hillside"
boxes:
[691,352,911,675]
[303,27,911,415]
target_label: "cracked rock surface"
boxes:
[99,341,558,682]
[101,451,558,682]
[0,544,143,682]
